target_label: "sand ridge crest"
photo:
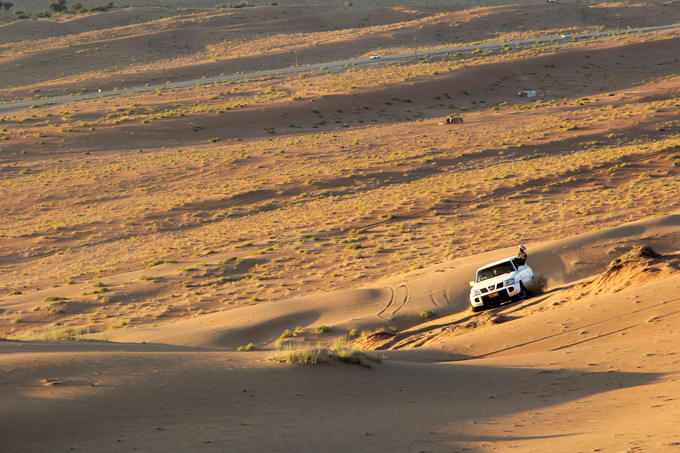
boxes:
[566,245,680,300]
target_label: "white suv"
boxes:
[469,257,534,312]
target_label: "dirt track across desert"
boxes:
[3,22,680,114]
[4,0,680,451]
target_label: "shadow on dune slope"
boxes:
[0,342,662,452]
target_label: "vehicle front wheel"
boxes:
[471,305,484,313]
[515,283,527,302]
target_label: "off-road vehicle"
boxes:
[469,257,534,312]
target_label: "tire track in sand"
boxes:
[376,286,395,320]
[391,284,409,318]
[377,284,409,320]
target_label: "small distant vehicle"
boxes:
[369,54,381,60]
[445,113,463,124]
[561,34,572,38]
[468,256,534,312]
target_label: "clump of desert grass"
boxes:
[237,343,256,351]
[268,336,383,366]
[276,326,306,345]
[17,326,109,342]
[268,341,325,364]
[326,337,383,365]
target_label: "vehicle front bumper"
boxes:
[470,284,520,308]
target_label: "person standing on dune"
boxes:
[515,244,527,267]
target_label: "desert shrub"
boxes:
[315,325,330,333]
[294,326,305,334]
[421,310,436,318]
[43,296,66,302]
[280,329,294,339]
[49,0,67,13]
[268,342,324,363]
[7,291,21,296]
[269,338,382,365]
[147,259,176,268]
[18,327,109,341]
[327,337,382,365]
[349,329,359,336]
[237,343,256,351]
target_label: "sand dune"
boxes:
[3,342,663,452]
[4,2,680,451]
[99,213,680,351]
[5,215,680,450]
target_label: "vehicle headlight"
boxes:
[504,278,516,286]
[472,289,482,296]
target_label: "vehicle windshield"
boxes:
[476,261,515,282]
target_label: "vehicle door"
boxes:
[517,264,532,284]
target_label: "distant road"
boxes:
[1,23,678,113]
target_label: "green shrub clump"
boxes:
[44,296,66,302]
[147,259,176,268]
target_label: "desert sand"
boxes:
[3,1,680,451]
